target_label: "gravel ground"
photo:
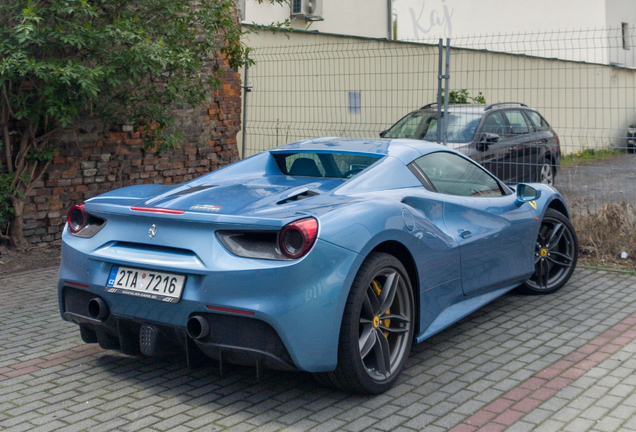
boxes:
[555,153,636,208]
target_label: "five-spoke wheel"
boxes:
[539,160,555,185]
[315,252,414,394]
[523,208,578,294]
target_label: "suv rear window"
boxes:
[384,111,481,143]
[273,152,382,178]
[525,111,550,131]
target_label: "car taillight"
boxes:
[67,204,87,234]
[279,217,318,259]
[66,203,107,238]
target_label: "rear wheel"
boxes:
[314,252,414,394]
[539,158,555,185]
[522,208,578,294]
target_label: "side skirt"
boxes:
[415,284,519,344]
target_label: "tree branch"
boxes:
[1,105,13,173]
[24,159,51,198]
[35,126,78,143]
[13,125,35,176]
[1,83,16,118]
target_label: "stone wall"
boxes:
[22,70,242,245]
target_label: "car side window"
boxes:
[481,112,507,135]
[525,111,549,131]
[503,110,532,135]
[412,152,504,197]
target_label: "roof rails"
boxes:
[419,101,471,109]
[484,102,528,111]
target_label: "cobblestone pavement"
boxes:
[2,267,636,432]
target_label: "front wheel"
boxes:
[522,208,578,294]
[315,252,414,394]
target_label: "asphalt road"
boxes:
[554,153,636,210]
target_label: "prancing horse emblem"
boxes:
[149,224,157,239]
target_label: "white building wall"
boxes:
[242,0,390,40]
[606,0,636,66]
[393,0,636,66]
[393,0,607,40]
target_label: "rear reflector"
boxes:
[206,305,255,316]
[65,281,89,289]
[130,207,185,215]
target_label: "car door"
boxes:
[411,151,537,295]
[473,111,521,183]
[501,109,541,183]
[525,110,557,180]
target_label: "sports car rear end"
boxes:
[58,166,365,373]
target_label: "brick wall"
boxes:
[22,70,242,245]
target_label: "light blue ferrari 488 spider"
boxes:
[58,138,578,394]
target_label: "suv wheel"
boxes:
[539,159,555,185]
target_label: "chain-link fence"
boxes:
[241,27,636,265]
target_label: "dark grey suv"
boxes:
[381,102,561,185]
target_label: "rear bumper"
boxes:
[58,230,361,372]
[62,286,297,370]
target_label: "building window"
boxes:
[348,92,361,114]
[622,23,630,50]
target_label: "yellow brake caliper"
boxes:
[372,280,391,337]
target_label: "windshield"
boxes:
[384,111,482,143]
[273,152,382,178]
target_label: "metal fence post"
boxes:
[436,39,443,144]
[241,64,251,159]
[443,38,450,147]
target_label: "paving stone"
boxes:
[4,268,636,432]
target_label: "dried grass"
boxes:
[570,199,636,270]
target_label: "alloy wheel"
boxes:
[540,162,554,185]
[358,271,412,381]
[525,211,577,292]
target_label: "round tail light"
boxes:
[279,217,318,259]
[67,204,87,234]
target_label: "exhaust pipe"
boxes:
[187,315,210,340]
[87,298,109,321]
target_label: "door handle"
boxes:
[460,230,472,239]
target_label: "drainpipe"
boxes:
[387,0,392,40]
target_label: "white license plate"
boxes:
[105,266,186,303]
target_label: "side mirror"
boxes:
[379,130,388,138]
[476,133,499,151]
[516,183,541,205]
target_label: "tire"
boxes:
[521,208,578,294]
[539,158,555,186]
[314,252,415,394]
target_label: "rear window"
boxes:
[273,152,382,178]
[384,110,482,143]
[525,111,550,131]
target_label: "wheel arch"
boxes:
[546,197,569,219]
[369,240,420,336]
